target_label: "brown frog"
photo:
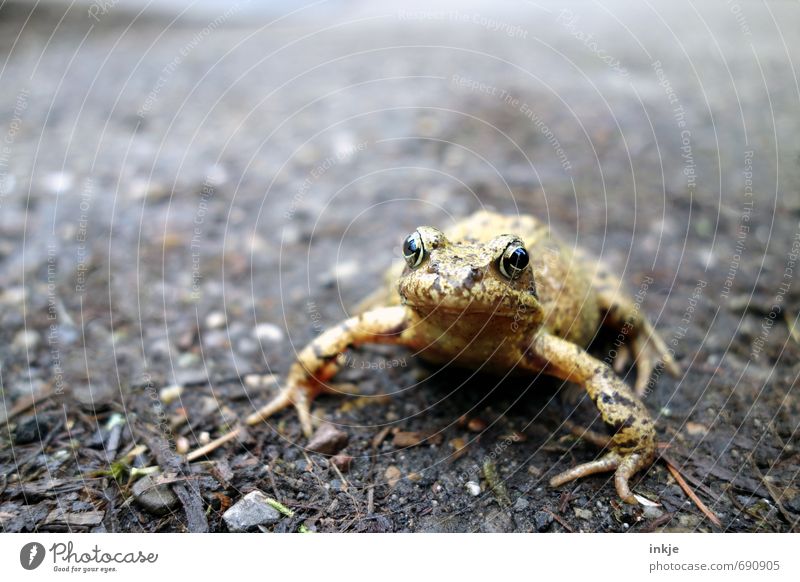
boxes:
[247,210,679,503]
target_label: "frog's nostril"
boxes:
[462,266,483,289]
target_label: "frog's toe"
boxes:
[632,337,654,396]
[550,451,622,490]
[549,450,649,505]
[613,451,649,504]
[245,382,316,438]
[612,344,631,373]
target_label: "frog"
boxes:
[247,210,680,503]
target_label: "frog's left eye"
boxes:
[499,243,529,279]
[403,231,425,268]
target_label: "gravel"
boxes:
[222,491,282,532]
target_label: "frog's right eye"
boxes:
[403,231,425,268]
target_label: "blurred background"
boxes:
[0,0,798,533]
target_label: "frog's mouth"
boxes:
[401,298,518,318]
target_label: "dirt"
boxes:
[0,1,798,533]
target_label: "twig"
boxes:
[0,385,56,424]
[545,509,574,532]
[185,427,242,462]
[264,464,281,503]
[329,458,349,491]
[663,456,722,528]
[640,512,673,532]
[658,448,717,500]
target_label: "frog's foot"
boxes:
[550,450,650,504]
[528,333,658,504]
[245,380,317,437]
[246,306,411,438]
[631,321,681,396]
[245,380,361,437]
[612,344,631,374]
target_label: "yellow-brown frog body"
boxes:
[247,210,679,503]
[391,212,601,372]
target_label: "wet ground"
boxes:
[0,1,798,532]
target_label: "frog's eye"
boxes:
[403,231,425,268]
[499,243,529,279]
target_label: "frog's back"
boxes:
[444,210,551,249]
[360,211,599,349]
[447,210,600,346]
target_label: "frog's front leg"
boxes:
[526,332,656,504]
[245,306,412,436]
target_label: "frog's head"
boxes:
[397,226,542,323]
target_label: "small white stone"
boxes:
[205,311,226,329]
[466,481,481,496]
[176,436,190,454]
[43,171,74,195]
[205,164,228,186]
[254,323,284,343]
[13,329,40,351]
[159,384,184,404]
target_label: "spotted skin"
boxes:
[247,210,679,503]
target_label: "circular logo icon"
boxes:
[20,542,46,570]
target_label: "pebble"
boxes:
[385,465,402,488]
[574,507,594,520]
[467,417,487,432]
[254,323,285,343]
[244,373,279,389]
[513,497,529,512]
[306,424,348,455]
[14,415,53,445]
[202,330,229,349]
[330,453,353,473]
[13,329,40,351]
[159,384,184,404]
[43,171,74,195]
[642,505,664,520]
[534,510,553,532]
[132,475,180,516]
[72,383,115,412]
[465,481,481,496]
[176,436,190,455]
[222,490,282,532]
[205,311,227,329]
